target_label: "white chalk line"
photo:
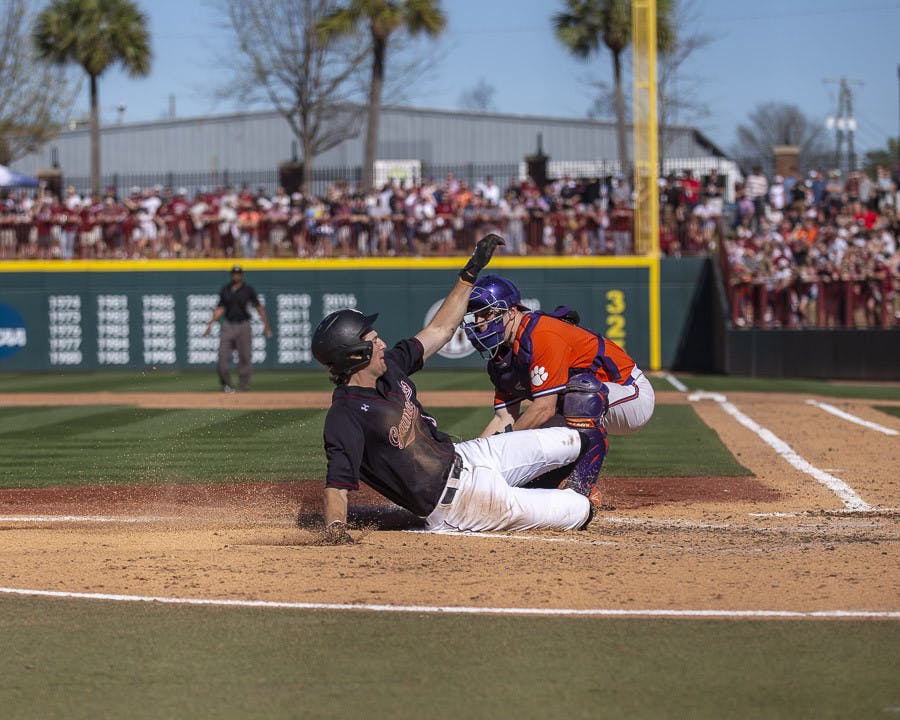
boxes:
[751,509,899,518]
[805,399,899,436]
[0,586,896,619]
[5,511,894,538]
[660,372,689,392]
[405,528,621,546]
[689,391,872,512]
[406,516,898,547]
[0,515,169,523]
[601,515,854,531]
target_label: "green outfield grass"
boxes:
[0,369,493,393]
[0,596,897,720]
[0,369,898,399]
[876,405,900,420]
[0,404,748,489]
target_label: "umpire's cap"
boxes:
[312,309,379,384]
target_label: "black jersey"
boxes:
[323,337,457,517]
[217,282,260,322]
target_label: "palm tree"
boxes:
[318,0,446,192]
[554,0,673,177]
[33,0,151,197]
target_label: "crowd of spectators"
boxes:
[723,164,900,328]
[2,162,898,327]
[0,173,645,261]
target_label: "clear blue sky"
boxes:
[74,0,899,156]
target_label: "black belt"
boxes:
[439,453,464,505]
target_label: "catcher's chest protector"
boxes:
[487,312,547,398]
[488,311,624,399]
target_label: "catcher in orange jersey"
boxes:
[462,275,656,503]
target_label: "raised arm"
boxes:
[415,233,504,360]
[415,276,476,360]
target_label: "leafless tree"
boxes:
[215,0,371,189]
[0,0,76,167]
[457,78,496,112]
[656,0,711,166]
[733,102,832,172]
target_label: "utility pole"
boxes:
[824,77,864,174]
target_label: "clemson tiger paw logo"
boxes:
[531,365,549,387]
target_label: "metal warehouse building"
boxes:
[15,104,737,197]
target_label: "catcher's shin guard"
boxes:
[565,425,609,507]
[562,372,608,429]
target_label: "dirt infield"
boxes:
[0,390,897,614]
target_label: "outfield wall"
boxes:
[0,257,707,372]
[723,328,900,381]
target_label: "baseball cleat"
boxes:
[578,502,595,530]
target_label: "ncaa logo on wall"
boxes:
[423,299,475,359]
[0,304,27,359]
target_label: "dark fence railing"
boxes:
[64,169,282,199]
[62,164,530,199]
[54,152,862,201]
[60,159,749,200]
[726,277,896,329]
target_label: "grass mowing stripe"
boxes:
[0,404,750,488]
[0,407,325,488]
[173,410,313,440]
[0,405,119,435]
[0,369,494,393]
[0,407,168,441]
[602,404,752,477]
[0,596,897,720]
[101,407,233,440]
[0,369,897,399]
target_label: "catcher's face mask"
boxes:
[462,274,523,358]
[462,302,511,358]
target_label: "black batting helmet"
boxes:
[312,309,379,384]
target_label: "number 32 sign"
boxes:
[605,289,626,350]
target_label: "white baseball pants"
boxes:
[604,367,655,435]
[424,427,590,533]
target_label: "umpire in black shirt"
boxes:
[204,265,273,392]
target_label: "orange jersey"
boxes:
[490,313,636,409]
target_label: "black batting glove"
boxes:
[459,233,505,284]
